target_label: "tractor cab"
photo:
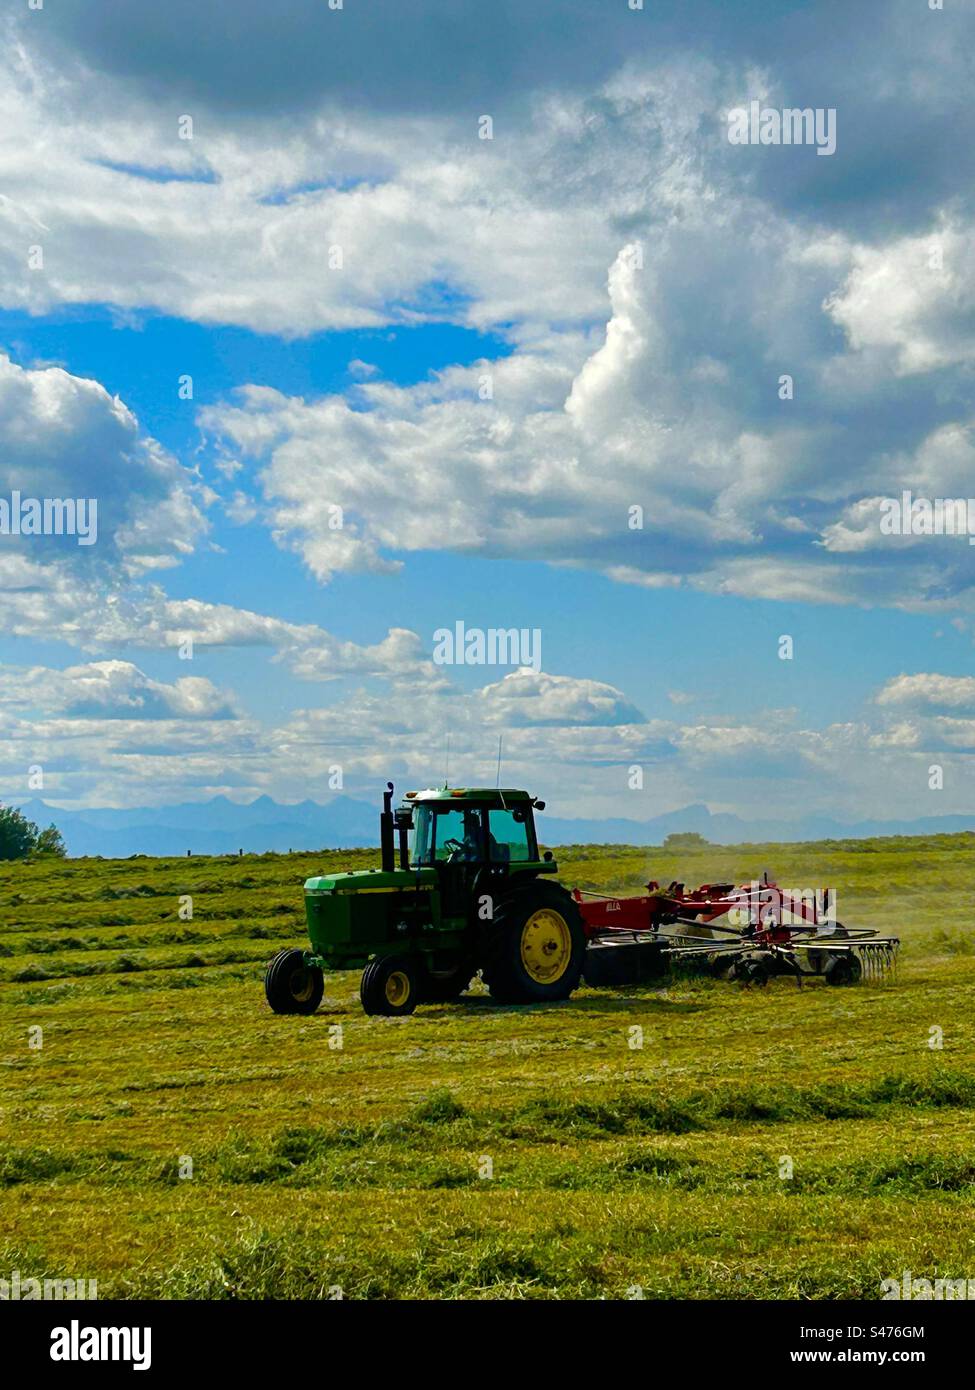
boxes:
[402,787,548,917]
[406,788,541,867]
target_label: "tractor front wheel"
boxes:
[265,948,324,1015]
[483,885,585,1004]
[361,955,421,1016]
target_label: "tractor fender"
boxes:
[475,870,572,930]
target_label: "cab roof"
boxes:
[403,787,533,807]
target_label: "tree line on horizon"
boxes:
[0,803,66,861]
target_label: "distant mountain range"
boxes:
[9,795,975,858]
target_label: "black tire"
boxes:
[264,948,324,1015]
[825,953,862,986]
[482,883,585,1004]
[708,954,736,979]
[360,955,421,1016]
[422,962,475,1002]
[733,956,770,987]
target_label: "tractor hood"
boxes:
[305,866,437,894]
[302,864,440,966]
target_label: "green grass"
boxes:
[2,835,975,1299]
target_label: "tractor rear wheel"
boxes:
[360,955,421,1016]
[265,948,324,1015]
[483,884,585,1004]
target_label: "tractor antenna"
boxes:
[496,734,508,809]
[443,732,451,790]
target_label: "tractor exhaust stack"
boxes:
[380,781,395,873]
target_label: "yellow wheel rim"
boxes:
[520,908,572,984]
[385,970,411,1007]
[290,968,314,1002]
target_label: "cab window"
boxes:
[488,807,534,862]
[412,806,483,864]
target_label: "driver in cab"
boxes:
[445,811,503,862]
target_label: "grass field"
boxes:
[2,834,974,1299]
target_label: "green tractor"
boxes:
[264,783,586,1016]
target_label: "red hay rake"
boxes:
[574,872,899,988]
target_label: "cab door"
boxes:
[429,805,485,920]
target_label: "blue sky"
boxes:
[1,0,974,824]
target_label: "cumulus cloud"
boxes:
[876,673,975,712]
[257,679,975,824]
[0,354,208,573]
[0,566,455,691]
[3,22,975,611]
[0,660,239,719]
[0,660,257,806]
[200,226,975,609]
[477,669,644,727]
[25,0,975,248]
[0,354,242,677]
[824,224,975,375]
[0,38,618,336]
[1,654,972,823]
[0,661,653,809]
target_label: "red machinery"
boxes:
[574,872,898,987]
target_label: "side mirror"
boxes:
[543,850,553,862]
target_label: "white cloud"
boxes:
[3,37,975,613]
[1,653,972,824]
[225,490,258,524]
[0,40,621,336]
[477,668,644,727]
[0,659,239,719]
[876,672,975,713]
[197,216,975,610]
[0,354,208,574]
[824,224,975,375]
[0,538,446,689]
